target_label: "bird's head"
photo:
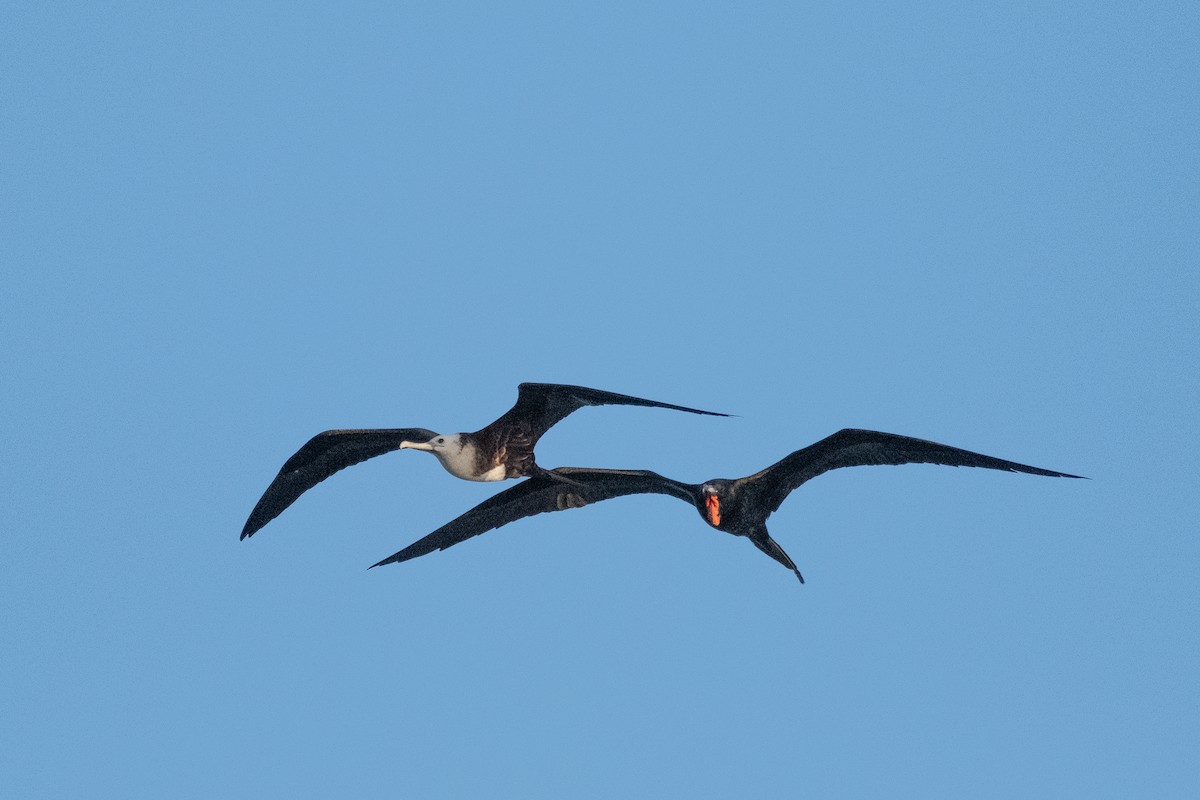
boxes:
[399,433,458,454]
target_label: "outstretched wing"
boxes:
[742,428,1084,517]
[369,467,697,568]
[241,428,436,539]
[477,383,728,448]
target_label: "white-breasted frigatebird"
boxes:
[369,429,1084,583]
[240,382,726,540]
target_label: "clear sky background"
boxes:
[3,2,1196,797]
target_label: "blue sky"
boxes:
[3,2,1196,797]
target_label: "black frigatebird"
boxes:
[240,382,727,540]
[369,429,1084,583]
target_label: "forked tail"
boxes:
[748,528,805,584]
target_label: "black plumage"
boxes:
[370,429,1084,583]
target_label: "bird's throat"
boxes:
[704,495,721,527]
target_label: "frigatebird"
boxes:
[240,382,726,540]
[369,429,1084,583]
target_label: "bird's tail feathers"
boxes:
[749,529,805,584]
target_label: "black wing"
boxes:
[240,428,436,539]
[743,428,1084,517]
[479,382,728,446]
[369,467,697,568]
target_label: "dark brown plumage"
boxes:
[370,429,1084,583]
[467,383,727,479]
[240,428,437,541]
[240,383,727,540]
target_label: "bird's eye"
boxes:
[437,438,444,444]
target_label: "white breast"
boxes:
[432,436,507,481]
[473,462,508,481]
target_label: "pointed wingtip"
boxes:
[1045,470,1088,480]
[795,570,805,585]
[240,511,270,540]
[676,407,733,418]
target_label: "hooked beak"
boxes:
[704,494,721,527]
[399,440,435,452]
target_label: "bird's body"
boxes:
[240,383,726,539]
[409,434,509,482]
[371,429,1084,583]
